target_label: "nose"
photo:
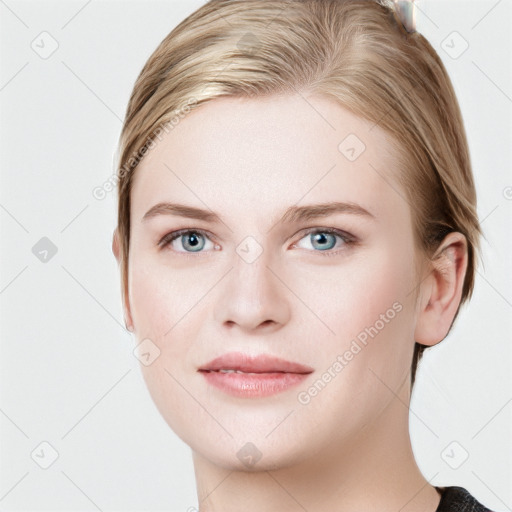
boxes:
[213,247,291,333]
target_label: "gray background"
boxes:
[1,0,511,510]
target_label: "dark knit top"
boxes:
[435,486,494,512]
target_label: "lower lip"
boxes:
[199,370,311,398]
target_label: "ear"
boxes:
[112,228,134,332]
[414,232,468,346]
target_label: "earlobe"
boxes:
[112,228,121,263]
[414,232,468,347]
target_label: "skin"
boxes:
[112,93,468,512]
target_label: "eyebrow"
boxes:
[141,201,375,225]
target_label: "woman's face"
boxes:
[124,93,425,470]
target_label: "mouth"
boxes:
[198,352,313,398]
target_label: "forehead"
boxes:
[131,93,408,227]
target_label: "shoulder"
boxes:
[435,486,494,512]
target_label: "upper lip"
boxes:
[198,352,314,374]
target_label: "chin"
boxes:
[190,434,309,472]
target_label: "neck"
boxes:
[191,375,441,512]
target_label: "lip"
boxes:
[198,352,314,374]
[198,352,314,398]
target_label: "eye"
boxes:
[158,227,355,255]
[159,229,217,253]
[292,228,354,255]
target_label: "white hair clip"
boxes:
[393,0,417,33]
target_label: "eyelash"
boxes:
[158,227,356,257]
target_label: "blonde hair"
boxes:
[115,0,482,387]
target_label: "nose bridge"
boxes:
[213,235,290,330]
[235,237,273,294]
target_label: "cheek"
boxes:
[299,248,413,338]
[289,249,417,433]
[128,254,190,340]
[296,244,417,384]
[128,253,218,362]
[128,261,200,439]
